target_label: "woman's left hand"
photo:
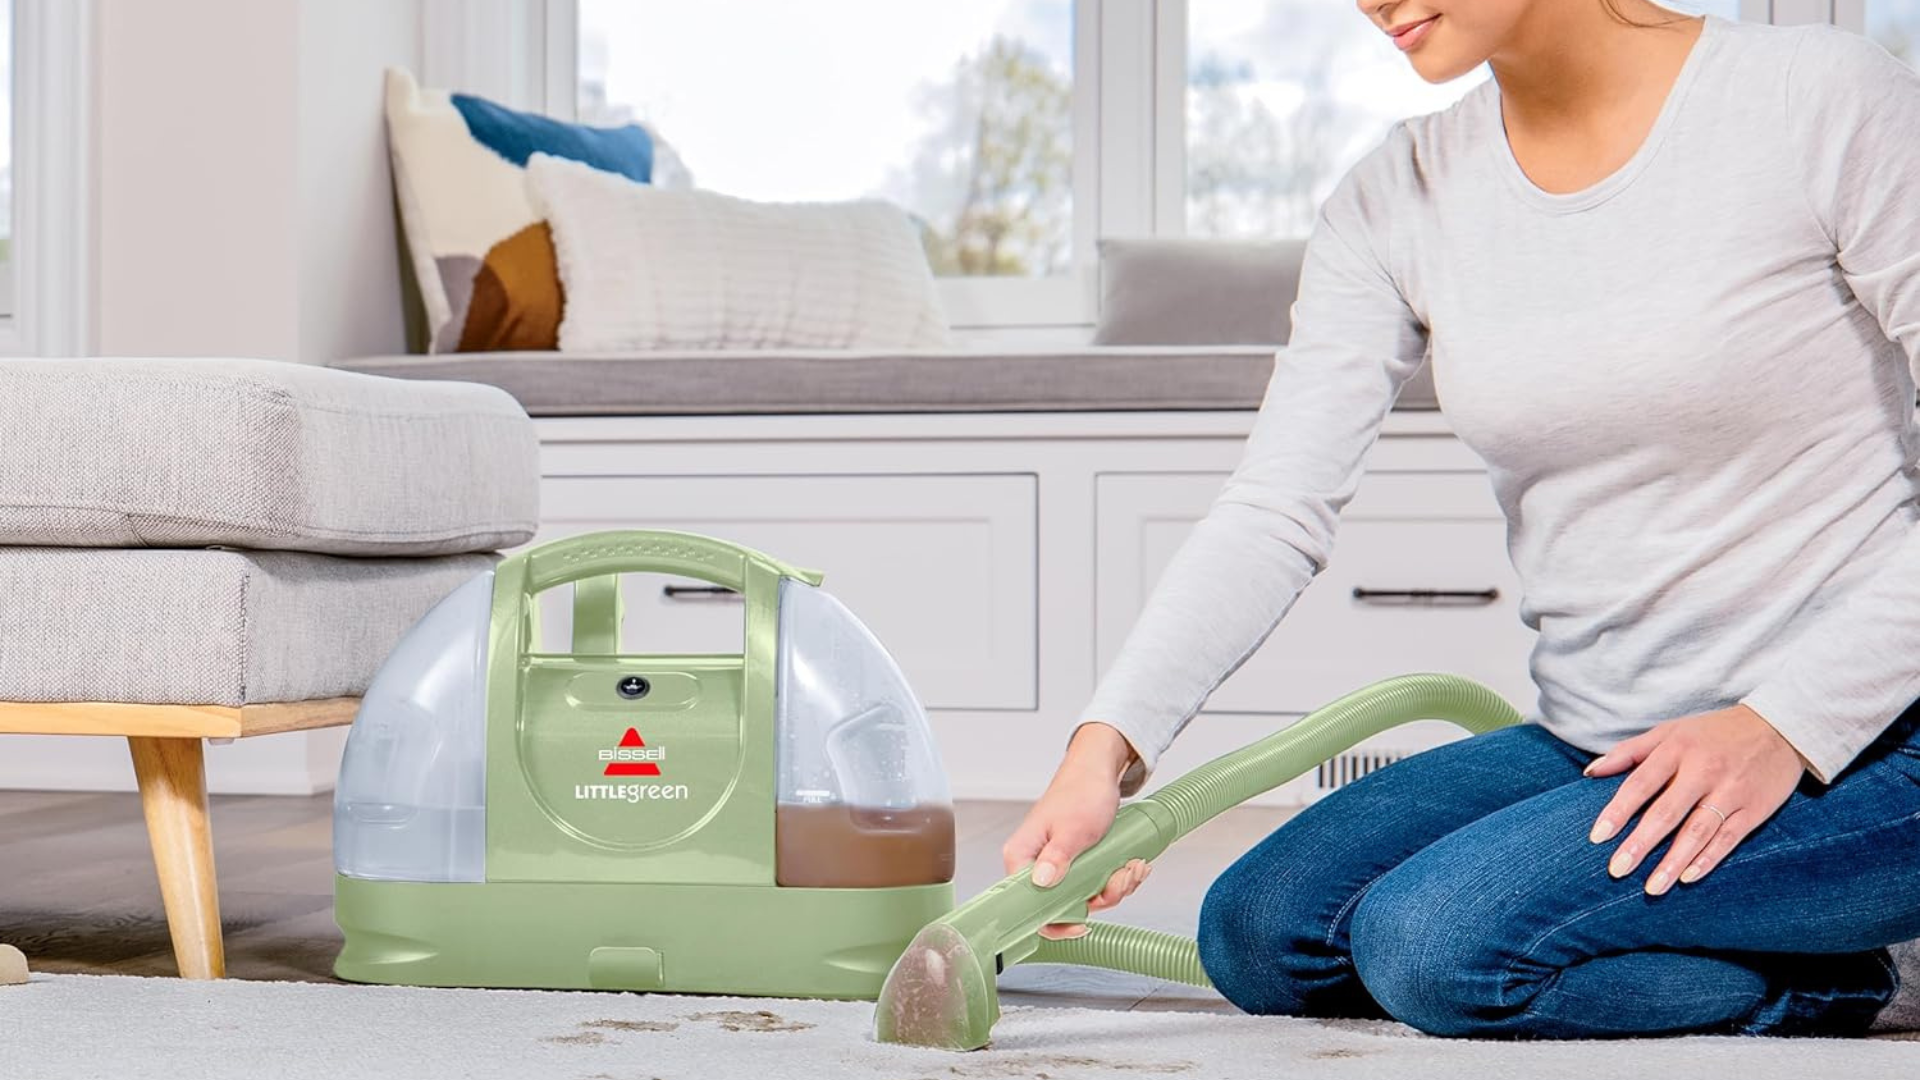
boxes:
[1583,704,1807,896]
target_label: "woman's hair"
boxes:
[1599,0,1695,28]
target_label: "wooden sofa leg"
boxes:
[128,736,225,979]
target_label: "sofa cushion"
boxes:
[1093,238,1306,347]
[0,548,494,705]
[1092,237,1439,409]
[0,359,539,554]
[336,347,1441,415]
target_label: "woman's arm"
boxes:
[1078,127,1433,796]
[1735,30,1920,784]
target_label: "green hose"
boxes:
[1029,672,1523,986]
[873,673,1523,1048]
[1027,922,1211,987]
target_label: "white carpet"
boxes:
[1,974,1915,1080]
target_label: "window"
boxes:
[538,0,1792,327]
[0,0,88,355]
[1185,0,1487,239]
[577,0,1076,282]
[1869,0,1919,64]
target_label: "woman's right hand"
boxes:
[1001,722,1153,941]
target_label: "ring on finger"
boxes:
[1701,802,1728,824]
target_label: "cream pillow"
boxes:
[526,153,951,351]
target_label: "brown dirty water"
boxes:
[775,803,955,888]
[683,1009,817,1033]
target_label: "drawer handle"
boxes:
[662,584,742,602]
[1351,587,1500,607]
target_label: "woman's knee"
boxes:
[1348,859,1517,1037]
[1197,850,1362,1016]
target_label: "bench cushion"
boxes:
[336,347,1442,417]
[0,548,493,705]
[0,359,539,555]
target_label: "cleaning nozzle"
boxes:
[872,802,1175,1050]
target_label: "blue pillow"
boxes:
[451,93,653,184]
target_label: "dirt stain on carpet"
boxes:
[684,1009,816,1033]
[584,1018,680,1033]
[1307,1048,1369,1059]
[541,1030,608,1046]
[544,1019,681,1047]
[943,1054,1195,1076]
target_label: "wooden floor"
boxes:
[0,790,1296,1013]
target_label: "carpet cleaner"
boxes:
[331,529,1523,1047]
[332,530,956,997]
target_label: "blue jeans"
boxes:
[1195,704,1920,1038]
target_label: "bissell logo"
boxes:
[577,727,688,802]
[599,728,666,776]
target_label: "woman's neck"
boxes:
[1490,0,1701,134]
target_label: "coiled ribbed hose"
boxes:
[1028,922,1211,986]
[1016,674,1521,987]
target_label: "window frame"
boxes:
[0,0,92,357]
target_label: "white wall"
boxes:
[93,0,303,357]
[93,0,417,362]
[0,0,423,795]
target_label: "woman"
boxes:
[1005,0,1920,1039]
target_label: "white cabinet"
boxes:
[537,473,1038,711]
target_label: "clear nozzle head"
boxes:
[872,922,998,1051]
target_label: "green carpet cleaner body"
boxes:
[332,530,1521,1050]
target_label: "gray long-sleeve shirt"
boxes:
[1085,17,1920,795]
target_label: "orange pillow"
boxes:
[457,222,564,352]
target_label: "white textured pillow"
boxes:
[526,153,951,351]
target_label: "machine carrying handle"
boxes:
[518,529,824,597]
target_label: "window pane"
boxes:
[1870,0,1920,66]
[577,0,1074,279]
[1187,0,1487,239]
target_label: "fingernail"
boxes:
[1589,818,1614,844]
[1062,924,1090,939]
[1032,862,1057,887]
[1646,869,1670,895]
[1609,848,1635,878]
[1680,863,1704,884]
[1582,760,1598,777]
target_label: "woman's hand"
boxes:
[1002,723,1152,940]
[1583,703,1807,895]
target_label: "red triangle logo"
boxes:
[604,727,662,776]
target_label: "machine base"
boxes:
[334,874,955,1000]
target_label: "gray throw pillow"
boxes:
[1092,238,1306,346]
[1091,236,1437,410]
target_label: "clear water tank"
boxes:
[773,578,955,888]
[334,570,492,883]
